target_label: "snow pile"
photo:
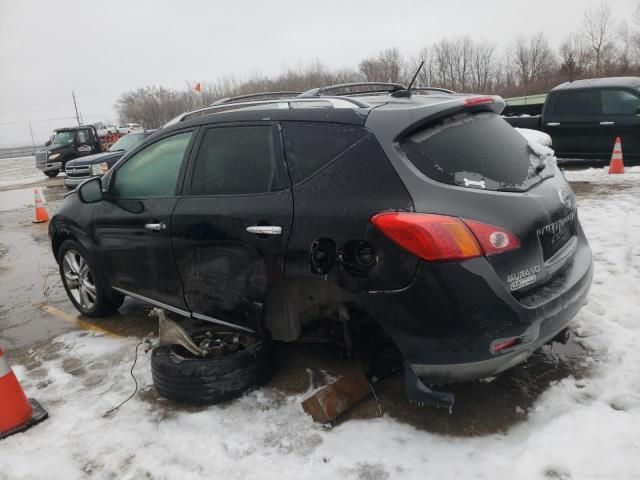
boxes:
[565,165,640,181]
[516,128,553,148]
[1,170,640,479]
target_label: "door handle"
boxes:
[546,122,560,126]
[599,121,615,126]
[145,222,166,232]
[246,225,282,235]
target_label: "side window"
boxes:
[552,91,598,116]
[111,131,192,199]
[601,89,640,115]
[282,122,369,184]
[190,126,285,196]
[77,129,88,143]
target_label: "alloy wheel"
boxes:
[62,250,96,310]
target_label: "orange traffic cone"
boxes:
[0,347,48,440]
[32,188,50,223]
[608,136,625,174]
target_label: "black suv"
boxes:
[49,83,593,405]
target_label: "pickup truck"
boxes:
[504,77,640,165]
[35,125,105,177]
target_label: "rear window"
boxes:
[400,113,554,192]
[282,122,368,184]
[601,89,640,115]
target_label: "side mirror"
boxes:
[44,140,52,147]
[77,177,104,203]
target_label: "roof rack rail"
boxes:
[210,91,302,106]
[299,82,406,97]
[162,96,370,128]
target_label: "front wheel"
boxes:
[58,240,124,317]
[151,329,274,404]
[44,169,59,178]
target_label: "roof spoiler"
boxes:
[300,82,407,97]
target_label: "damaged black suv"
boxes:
[49,83,593,407]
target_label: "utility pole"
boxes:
[28,122,36,148]
[72,91,81,126]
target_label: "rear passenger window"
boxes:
[191,126,285,196]
[552,91,598,116]
[601,89,640,115]
[282,123,368,183]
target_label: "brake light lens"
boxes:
[371,213,482,261]
[491,337,520,353]
[463,95,494,107]
[461,219,520,255]
[371,213,520,261]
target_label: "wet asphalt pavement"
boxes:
[0,156,596,436]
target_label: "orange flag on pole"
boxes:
[194,82,201,92]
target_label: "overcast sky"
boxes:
[0,0,637,146]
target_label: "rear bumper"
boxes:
[368,231,593,384]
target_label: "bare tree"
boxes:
[469,42,496,92]
[559,33,592,81]
[359,48,406,83]
[617,21,633,73]
[510,33,556,96]
[433,36,475,91]
[116,86,189,128]
[583,3,614,75]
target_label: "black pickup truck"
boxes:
[35,125,104,177]
[504,77,640,165]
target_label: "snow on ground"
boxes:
[0,156,51,190]
[1,168,640,480]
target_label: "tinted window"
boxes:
[552,91,598,116]
[191,126,284,196]
[282,122,368,183]
[111,131,192,198]
[601,89,640,115]
[76,130,90,143]
[400,113,553,192]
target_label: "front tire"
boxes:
[58,240,124,317]
[44,169,59,178]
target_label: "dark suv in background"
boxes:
[48,83,593,406]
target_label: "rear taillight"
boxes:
[371,212,519,262]
[460,219,520,255]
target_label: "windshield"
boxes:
[400,112,555,192]
[52,131,75,145]
[108,133,145,152]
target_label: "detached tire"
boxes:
[151,331,273,404]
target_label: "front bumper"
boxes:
[37,161,62,172]
[64,175,95,188]
[368,230,593,384]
